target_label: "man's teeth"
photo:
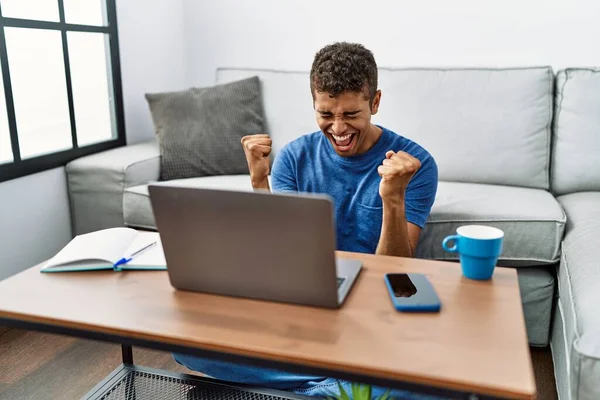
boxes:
[333,134,352,141]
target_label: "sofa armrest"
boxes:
[66,140,160,235]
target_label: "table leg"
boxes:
[122,344,134,364]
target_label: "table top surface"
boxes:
[0,251,535,399]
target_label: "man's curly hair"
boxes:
[310,42,378,103]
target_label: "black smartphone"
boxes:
[384,273,441,312]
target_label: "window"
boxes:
[0,0,125,182]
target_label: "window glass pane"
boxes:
[0,0,59,22]
[64,0,107,26]
[5,27,72,159]
[68,31,115,146]
[0,71,11,164]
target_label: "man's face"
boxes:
[314,89,381,157]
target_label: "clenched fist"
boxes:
[241,134,272,182]
[378,150,421,203]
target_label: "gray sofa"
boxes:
[65,67,600,400]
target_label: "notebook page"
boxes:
[43,227,139,269]
[122,231,166,267]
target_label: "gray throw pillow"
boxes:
[145,76,266,181]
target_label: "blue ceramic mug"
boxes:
[442,225,504,280]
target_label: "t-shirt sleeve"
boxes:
[404,155,438,229]
[270,145,298,193]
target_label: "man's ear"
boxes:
[371,90,382,115]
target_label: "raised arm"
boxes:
[376,150,437,258]
[241,134,272,191]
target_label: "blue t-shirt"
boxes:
[271,125,438,254]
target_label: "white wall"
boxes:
[183,0,600,87]
[116,0,187,144]
[0,167,72,280]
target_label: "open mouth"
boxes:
[331,133,356,153]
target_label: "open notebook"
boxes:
[41,227,166,273]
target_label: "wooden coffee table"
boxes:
[0,251,536,399]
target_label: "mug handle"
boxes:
[442,235,460,252]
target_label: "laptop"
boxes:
[148,184,362,308]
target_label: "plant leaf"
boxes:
[351,383,362,400]
[338,382,351,400]
[362,383,372,400]
[349,383,374,400]
[376,388,392,400]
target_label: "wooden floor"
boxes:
[0,327,557,400]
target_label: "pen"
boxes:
[113,241,158,270]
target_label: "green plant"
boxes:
[326,382,391,400]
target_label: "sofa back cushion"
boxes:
[376,68,553,189]
[551,69,600,195]
[217,67,553,189]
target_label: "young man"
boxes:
[175,43,439,398]
[242,42,438,258]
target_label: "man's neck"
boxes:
[358,124,383,154]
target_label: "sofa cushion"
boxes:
[217,67,553,190]
[127,177,565,267]
[551,294,571,400]
[555,192,600,400]
[416,181,566,266]
[66,139,161,235]
[145,76,266,181]
[552,69,600,195]
[124,175,260,229]
[517,267,555,347]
